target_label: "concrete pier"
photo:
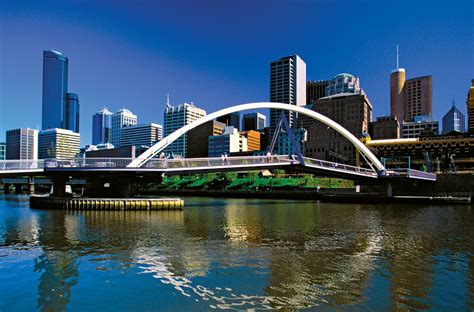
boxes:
[30,196,184,210]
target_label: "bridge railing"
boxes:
[142,155,294,169]
[0,159,45,171]
[43,158,135,169]
[385,168,437,181]
[301,157,378,177]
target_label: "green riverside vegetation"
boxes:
[159,170,353,191]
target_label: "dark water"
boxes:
[0,195,472,311]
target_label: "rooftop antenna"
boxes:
[166,93,171,108]
[396,44,399,69]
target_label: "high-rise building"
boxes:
[42,50,68,130]
[38,128,80,159]
[326,73,361,96]
[0,142,5,160]
[92,108,113,145]
[65,93,80,133]
[208,126,248,157]
[5,128,38,160]
[119,123,163,148]
[404,76,432,122]
[371,116,400,140]
[467,80,474,134]
[307,80,329,104]
[304,93,373,165]
[164,102,206,157]
[269,55,306,132]
[217,112,240,130]
[390,68,406,123]
[187,120,225,158]
[111,109,137,148]
[242,113,266,131]
[442,103,466,134]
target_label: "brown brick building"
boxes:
[187,120,225,158]
[371,115,400,140]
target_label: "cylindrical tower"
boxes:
[390,68,406,123]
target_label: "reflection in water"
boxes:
[0,195,473,311]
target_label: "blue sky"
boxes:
[0,0,473,144]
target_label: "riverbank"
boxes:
[144,189,472,205]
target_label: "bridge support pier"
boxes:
[3,183,10,194]
[384,182,393,198]
[51,175,68,198]
[28,177,35,195]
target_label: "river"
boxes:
[0,194,472,311]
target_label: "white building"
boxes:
[5,128,38,160]
[38,128,80,159]
[208,126,248,157]
[120,123,163,148]
[164,102,206,157]
[277,128,307,156]
[111,108,137,147]
[269,55,306,132]
[326,73,361,96]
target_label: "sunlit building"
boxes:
[466,79,474,134]
[208,126,247,157]
[38,128,80,159]
[111,108,137,148]
[120,123,163,148]
[5,128,38,160]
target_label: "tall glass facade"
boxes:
[92,108,113,145]
[65,93,80,133]
[42,50,68,130]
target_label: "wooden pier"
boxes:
[30,195,184,210]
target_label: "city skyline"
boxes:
[0,0,473,144]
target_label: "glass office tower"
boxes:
[65,93,80,133]
[92,108,113,145]
[42,50,68,130]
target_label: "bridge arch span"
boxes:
[128,102,385,172]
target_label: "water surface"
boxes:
[0,195,472,311]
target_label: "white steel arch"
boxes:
[127,102,385,172]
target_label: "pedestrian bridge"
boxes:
[0,155,436,181]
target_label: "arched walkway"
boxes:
[127,102,385,172]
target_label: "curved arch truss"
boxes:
[127,102,385,172]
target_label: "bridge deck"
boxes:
[0,156,436,181]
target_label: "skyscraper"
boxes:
[442,103,466,134]
[307,80,329,104]
[404,76,432,121]
[65,93,80,133]
[466,80,474,134]
[242,113,266,131]
[5,128,38,160]
[0,142,5,160]
[92,108,113,145]
[164,102,206,157]
[42,50,68,130]
[111,109,137,147]
[269,55,306,132]
[390,68,406,124]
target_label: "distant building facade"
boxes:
[38,128,80,159]
[326,73,361,96]
[5,128,38,160]
[401,115,439,138]
[307,80,329,104]
[442,104,465,134]
[304,93,373,164]
[372,116,400,140]
[111,109,137,148]
[240,130,261,151]
[208,126,247,157]
[0,142,5,160]
[467,79,474,134]
[270,55,306,132]
[65,92,80,133]
[92,108,113,145]
[242,112,266,131]
[120,123,163,148]
[164,103,206,157]
[42,50,68,130]
[277,128,307,156]
[217,113,240,130]
[187,120,225,158]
